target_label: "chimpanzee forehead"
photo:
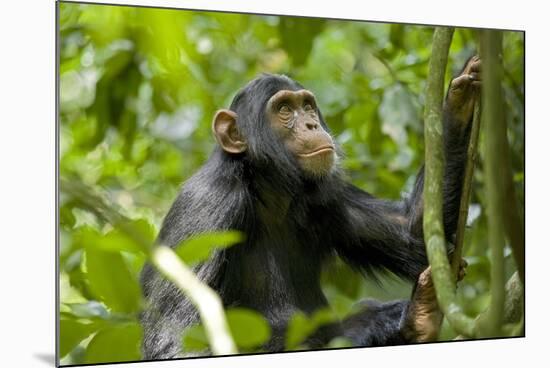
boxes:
[266,89,316,107]
[229,74,308,112]
[250,74,304,98]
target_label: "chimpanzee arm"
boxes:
[331,120,470,345]
[335,262,466,346]
[336,55,480,282]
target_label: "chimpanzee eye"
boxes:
[304,103,313,111]
[279,104,291,114]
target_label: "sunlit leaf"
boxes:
[84,323,142,364]
[181,308,270,352]
[60,272,87,304]
[64,301,110,319]
[226,308,271,349]
[84,247,141,314]
[60,318,102,358]
[175,231,244,265]
[181,324,209,352]
[94,229,143,254]
[285,311,309,349]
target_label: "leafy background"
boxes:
[58,2,524,365]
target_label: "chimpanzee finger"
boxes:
[450,74,471,91]
[417,266,433,287]
[468,72,481,82]
[458,268,467,281]
[469,58,482,73]
[457,258,468,281]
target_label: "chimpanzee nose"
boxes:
[305,120,319,130]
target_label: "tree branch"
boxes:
[476,30,507,337]
[423,26,477,337]
[504,272,524,326]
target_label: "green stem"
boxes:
[151,246,237,355]
[503,272,524,327]
[477,30,506,337]
[423,26,476,337]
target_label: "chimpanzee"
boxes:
[140,55,481,359]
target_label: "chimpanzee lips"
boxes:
[298,145,335,157]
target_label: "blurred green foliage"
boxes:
[183,307,272,353]
[58,2,524,365]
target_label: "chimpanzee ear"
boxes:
[212,109,247,154]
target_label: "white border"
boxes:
[1,1,547,367]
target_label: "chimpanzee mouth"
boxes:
[298,145,335,157]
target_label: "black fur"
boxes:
[139,73,471,359]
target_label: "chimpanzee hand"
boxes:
[402,259,467,342]
[445,55,482,127]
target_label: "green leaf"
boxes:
[226,308,271,349]
[60,318,102,358]
[285,308,338,349]
[321,287,355,319]
[60,272,87,304]
[73,219,153,256]
[279,17,325,66]
[84,247,141,314]
[310,308,339,329]
[182,308,271,353]
[130,219,156,244]
[94,228,143,254]
[182,324,209,352]
[285,311,310,349]
[64,301,109,319]
[175,231,244,265]
[84,323,142,364]
[60,203,77,228]
[321,260,362,299]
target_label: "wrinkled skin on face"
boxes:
[266,89,336,177]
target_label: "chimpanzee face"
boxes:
[211,88,336,178]
[265,89,336,177]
